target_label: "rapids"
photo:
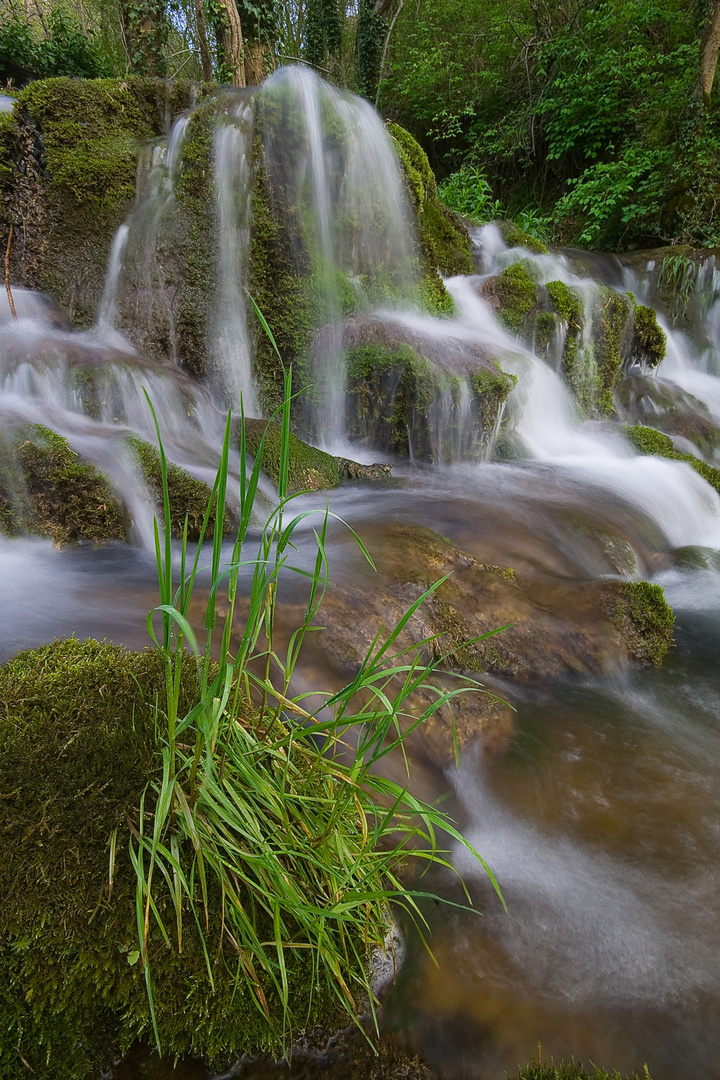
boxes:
[4,67,720,1079]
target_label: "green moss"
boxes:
[498,219,549,255]
[2,77,199,327]
[546,279,587,401]
[0,639,341,1080]
[628,295,667,368]
[624,423,720,494]
[593,286,631,416]
[493,262,538,333]
[126,435,222,540]
[601,579,674,665]
[346,343,440,457]
[241,419,341,491]
[470,364,517,431]
[387,123,474,315]
[0,425,125,544]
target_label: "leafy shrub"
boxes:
[0,9,109,86]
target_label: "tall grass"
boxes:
[131,325,505,1054]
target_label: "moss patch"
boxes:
[624,423,720,494]
[628,295,667,368]
[126,435,222,540]
[600,579,674,665]
[241,418,341,491]
[546,278,587,403]
[485,262,539,334]
[388,123,474,314]
[497,218,549,255]
[1,77,200,327]
[0,424,125,544]
[593,286,631,416]
[0,638,341,1080]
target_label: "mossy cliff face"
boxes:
[388,123,474,315]
[0,424,125,543]
[0,639,343,1080]
[0,78,200,327]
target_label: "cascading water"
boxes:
[9,67,720,1080]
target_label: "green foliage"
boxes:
[0,10,110,85]
[306,0,341,70]
[516,1059,652,1080]
[438,164,504,221]
[356,0,386,100]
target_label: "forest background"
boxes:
[3,0,720,252]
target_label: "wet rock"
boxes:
[312,526,674,757]
[240,418,391,492]
[614,375,720,457]
[623,422,720,493]
[336,315,516,462]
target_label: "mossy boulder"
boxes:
[482,262,539,335]
[344,339,514,462]
[592,286,632,416]
[0,638,342,1080]
[614,374,720,457]
[388,123,474,314]
[599,579,674,665]
[241,418,341,491]
[0,78,201,327]
[126,435,223,540]
[624,423,720,494]
[497,218,549,255]
[627,295,667,368]
[0,424,125,544]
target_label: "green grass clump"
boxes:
[4,424,125,544]
[516,1060,652,1080]
[624,423,720,494]
[242,418,341,491]
[126,435,222,540]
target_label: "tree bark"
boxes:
[698,0,720,105]
[218,0,246,87]
[244,39,268,85]
[194,0,214,82]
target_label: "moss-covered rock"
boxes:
[614,374,720,457]
[482,262,539,334]
[0,424,125,544]
[241,418,341,491]
[600,579,674,665]
[627,295,667,368]
[126,435,221,540]
[624,423,720,494]
[546,278,585,397]
[497,218,549,255]
[388,123,474,314]
[0,78,201,327]
[0,638,342,1080]
[593,286,632,416]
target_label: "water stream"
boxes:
[5,67,720,1079]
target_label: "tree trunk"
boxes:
[698,0,720,105]
[194,0,214,82]
[119,0,167,76]
[218,0,245,86]
[244,39,268,85]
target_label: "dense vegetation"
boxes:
[3,0,720,249]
